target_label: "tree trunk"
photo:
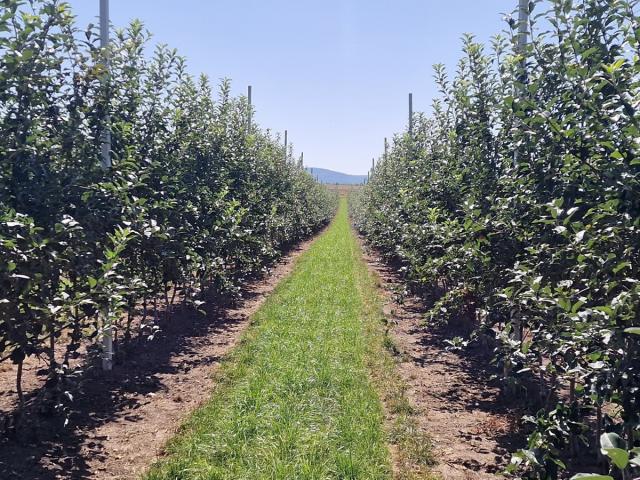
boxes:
[16,360,24,406]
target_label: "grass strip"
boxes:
[146,198,393,479]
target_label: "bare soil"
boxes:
[361,246,524,480]
[0,233,320,480]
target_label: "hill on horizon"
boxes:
[306,167,367,185]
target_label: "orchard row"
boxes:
[0,0,336,410]
[353,1,640,478]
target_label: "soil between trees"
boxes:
[1,201,523,480]
[360,245,524,480]
[0,232,322,480]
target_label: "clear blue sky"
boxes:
[67,1,517,175]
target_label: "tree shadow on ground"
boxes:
[0,301,241,480]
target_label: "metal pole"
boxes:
[512,0,529,343]
[384,137,388,161]
[284,130,288,162]
[100,0,113,372]
[408,93,413,138]
[299,152,304,168]
[514,0,529,168]
[247,85,252,133]
[100,0,111,170]
[515,0,529,99]
[518,0,529,55]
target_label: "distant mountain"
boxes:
[305,167,367,185]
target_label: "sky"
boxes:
[66,0,518,175]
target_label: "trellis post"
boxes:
[408,93,413,138]
[100,0,113,371]
[284,130,288,162]
[247,85,252,133]
[511,0,530,345]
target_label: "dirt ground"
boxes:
[1,224,524,480]
[0,233,320,480]
[361,246,523,480]
[324,184,363,196]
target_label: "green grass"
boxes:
[145,198,394,480]
[145,198,435,479]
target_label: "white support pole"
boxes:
[408,93,413,138]
[518,0,529,55]
[100,0,111,170]
[100,0,113,372]
[247,85,252,133]
[513,0,529,343]
[515,0,529,99]
[513,0,529,169]
[284,130,288,162]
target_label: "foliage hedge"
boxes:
[0,0,336,408]
[353,0,640,478]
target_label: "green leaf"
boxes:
[600,433,628,469]
[613,262,631,274]
[601,448,629,469]
[624,328,640,335]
